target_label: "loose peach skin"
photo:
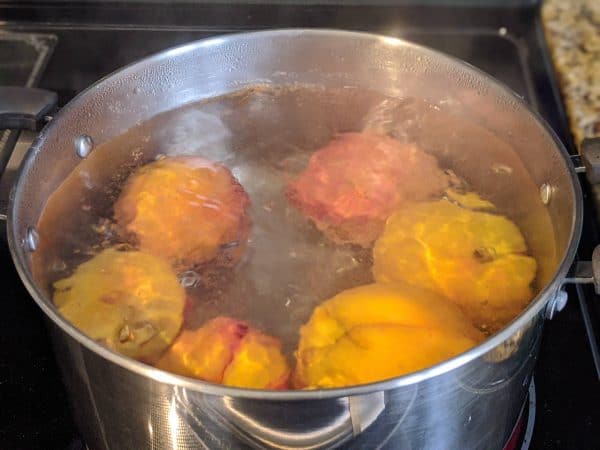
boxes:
[114,156,250,271]
[286,132,449,246]
[156,317,291,389]
[293,283,483,389]
[373,199,537,331]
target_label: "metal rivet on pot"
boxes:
[75,135,94,158]
[540,183,553,205]
[554,290,568,313]
[545,289,568,320]
[26,227,39,251]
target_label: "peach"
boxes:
[293,283,483,389]
[53,247,185,362]
[373,199,537,331]
[156,317,291,389]
[114,156,250,271]
[286,133,449,246]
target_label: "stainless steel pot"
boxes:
[0,29,594,450]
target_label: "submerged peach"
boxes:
[293,283,483,389]
[286,132,449,247]
[53,247,185,362]
[373,199,537,330]
[114,156,250,270]
[156,317,291,389]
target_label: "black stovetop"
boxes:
[0,1,599,449]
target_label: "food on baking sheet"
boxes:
[114,156,250,271]
[293,283,483,389]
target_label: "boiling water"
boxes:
[32,84,543,356]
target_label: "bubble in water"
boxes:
[179,271,202,289]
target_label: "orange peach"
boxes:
[373,199,537,331]
[156,317,290,389]
[293,283,483,389]
[114,156,250,271]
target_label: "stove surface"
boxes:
[0,2,599,449]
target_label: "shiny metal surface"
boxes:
[544,289,569,320]
[46,313,544,449]
[581,137,600,184]
[47,315,542,449]
[6,30,583,449]
[74,134,94,159]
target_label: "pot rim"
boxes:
[8,28,583,400]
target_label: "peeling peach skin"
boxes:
[53,247,185,363]
[286,132,449,247]
[373,199,537,331]
[114,156,250,271]
[156,317,291,390]
[293,283,484,389]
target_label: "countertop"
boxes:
[542,0,600,147]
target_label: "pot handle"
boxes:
[579,137,600,183]
[543,138,600,319]
[577,138,600,288]
[0,86,57,131]
[548,138,600,317]
[0,86,57,221]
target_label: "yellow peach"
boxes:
[156,317,290,389]
[53,247,185,362]
[293,283,483,389]
[373,199,537,330]
[114,156,250,271]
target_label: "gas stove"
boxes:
[0,1,599,449]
